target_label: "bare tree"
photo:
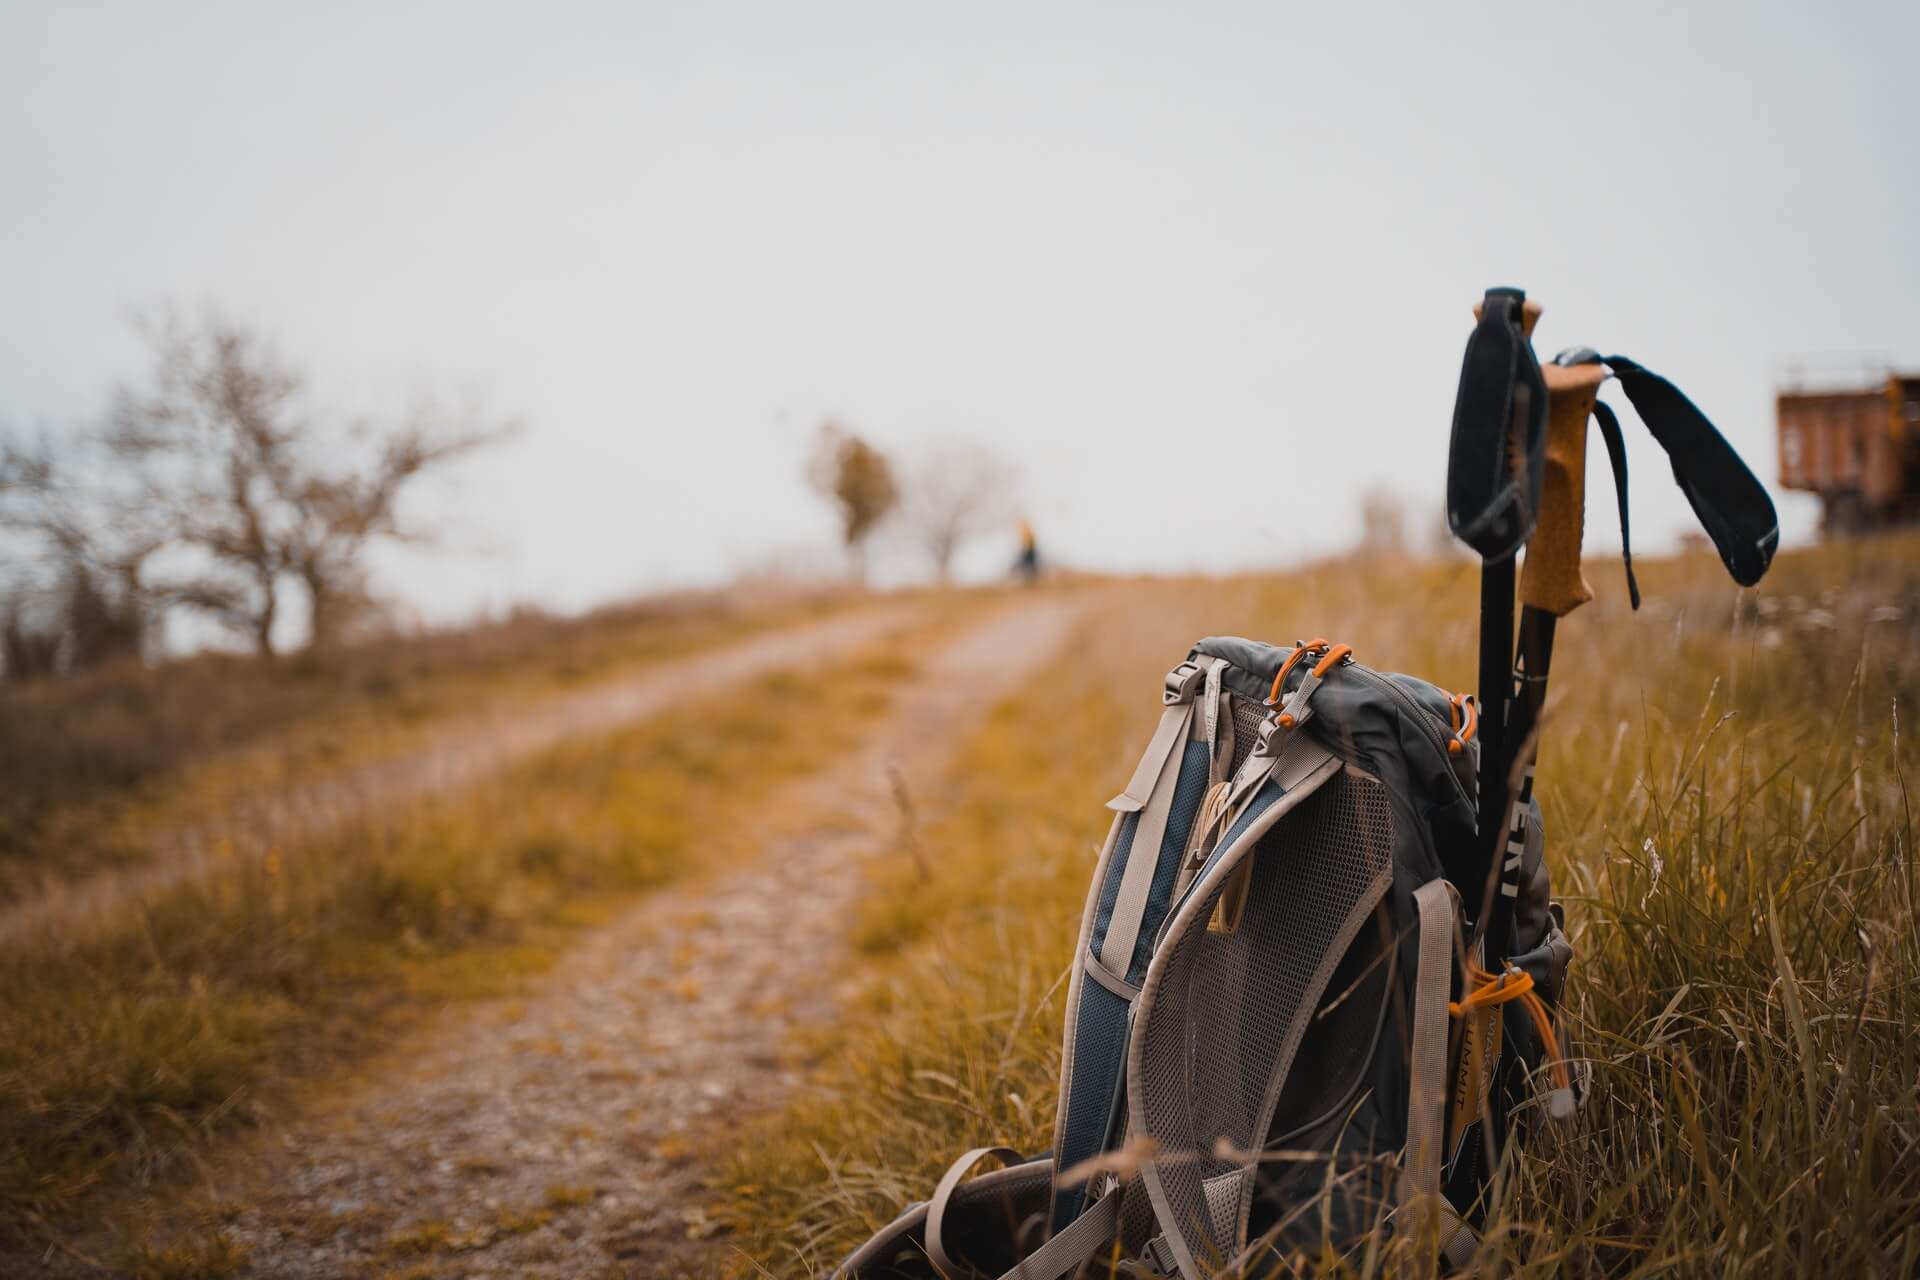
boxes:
[902,441,1018,581]
[806,421,898,580]
[0,432,161,674]
[100,313,500,655]
[3,312,500,663]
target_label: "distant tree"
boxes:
[806,421,898,580]
[0,311,502,664]
[903,441,1018,581]
[0,432,160,675]
[102,313,500,655]
[1357,487,1408,560]
[0,597,61,680]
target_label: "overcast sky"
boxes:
[3,1,1916,620]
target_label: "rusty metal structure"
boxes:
[1777,373,1920,532]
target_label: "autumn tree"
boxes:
[902,441,1018,581]
[806,421,898,580]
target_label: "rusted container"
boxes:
[1777,375,1920,531]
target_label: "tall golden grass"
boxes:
[722,535,1920,1276]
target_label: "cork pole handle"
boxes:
[1519,364,1607,617]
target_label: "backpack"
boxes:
[836,289,1780,1278]
[839,634,1575,1277]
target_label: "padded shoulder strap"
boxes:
[1602,355,1778,587]
[1051,659,1216,1231]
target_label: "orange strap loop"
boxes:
[1311,643,1354,678]
[1451,963,1571,1095]
[1267,638,1332,704]
[1267,638,1358,706]
[1447,692,1478,756]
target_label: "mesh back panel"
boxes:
[1227,694,1269,777]
[1133,768,1393,1269]
[1119,1172,1159,1253]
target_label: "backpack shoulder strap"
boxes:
[1050,656,1222,1230]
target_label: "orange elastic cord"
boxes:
[1450,964,1572,1095]
[1447,693,1478,756]
[1310,643,1354,678]
[1267,638,1331,706]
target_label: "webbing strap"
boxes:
[1602,355,1778,587]
[926,1146,1023,1278]
[1110,700,1192,813]
[1399,879,1467,1260]
[1447,286,1547,561]
[1201,657,1227,783]
[997,1186,1119,1280]
[1591,400,1641,610]
[1098,701,1195,975]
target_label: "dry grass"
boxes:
[0,613,935,1252]
[0,581,863,899]
[719,534,1920,1276]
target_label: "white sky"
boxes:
[3,1,1916,620]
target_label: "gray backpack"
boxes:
[839,635,1575,1278]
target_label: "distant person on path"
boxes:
[1013,518,1040,584]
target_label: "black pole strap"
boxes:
[1591,400,1642,610]
[1448,288,1548,562]
[1601,355,1779,588]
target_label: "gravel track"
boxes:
[165,595,1087,1278]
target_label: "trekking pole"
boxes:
[1446,288,1547,938]
[1481,354,1609,964]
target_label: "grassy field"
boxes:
[0,600,954,1260]
[0,582,861,901]
[721,535,1920,1276]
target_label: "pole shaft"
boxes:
[1474,556,1515,934]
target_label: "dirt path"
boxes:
[3,604,918,946]
[177,595,1087,1278]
